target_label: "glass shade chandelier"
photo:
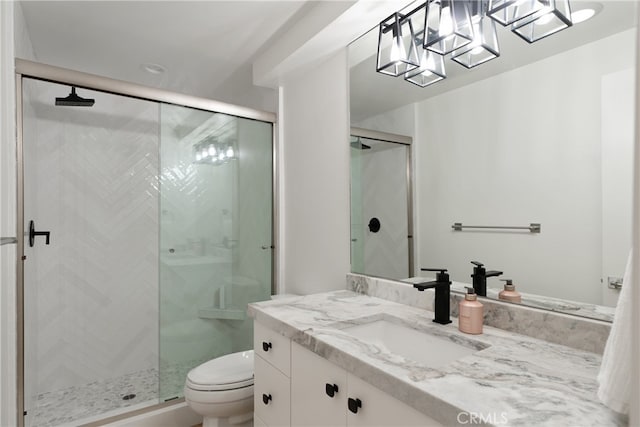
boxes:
[376,0,572,87]
[193,136,236,165]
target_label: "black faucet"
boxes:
[413,268,452,325]
[470,261,503,297]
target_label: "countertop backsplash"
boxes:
[346,273,611,354]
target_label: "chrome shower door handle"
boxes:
[29,220,50,247]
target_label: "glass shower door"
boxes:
[159,105,273,400]
[350,136,410,279]
[22,78,161,427]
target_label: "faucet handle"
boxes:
[471,261,484,267]
[421,268,450,283]
[420,268,448,273]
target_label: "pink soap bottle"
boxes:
[458,287,483,335]
[498,279,522,303]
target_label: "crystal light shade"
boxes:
[511,0,572,43]
[487,0,547,26]
[424,0,474,55]
[405,40,446,87]
[376,12,420,77]
[452,2,500,69]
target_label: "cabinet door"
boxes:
[346,374,442,427]
[291,342,347,427]
[254,321,291,376]
[254,355,291,427]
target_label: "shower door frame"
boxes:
[14,58,278,427]
[349,127,414,277]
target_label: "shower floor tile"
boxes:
[29,359,206,427]
[30,368,158,427]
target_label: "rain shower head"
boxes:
[55,87,95,107]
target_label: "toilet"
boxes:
[184,350,254,427]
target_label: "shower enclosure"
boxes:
[17,61,274,427]
[350,129,413,279]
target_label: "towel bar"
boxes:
[1,237,17,246]
[452,223,541,233]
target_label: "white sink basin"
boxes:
[343,319,478,368]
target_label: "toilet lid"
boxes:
[186,350,254,391]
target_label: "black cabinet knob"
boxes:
[262,393,272,405]
[262,341,272,352]
[325,383,339,398]
[348,397,362,414]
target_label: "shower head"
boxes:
[55,87,95,107]
[350,137,371,150]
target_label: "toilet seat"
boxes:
[186,350,254,392]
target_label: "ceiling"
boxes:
[349,0,638,122]
[18,1,309,111]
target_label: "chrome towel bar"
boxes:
[1,237,18,246]
[452,223,541,233]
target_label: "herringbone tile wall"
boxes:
[23,80,160,397]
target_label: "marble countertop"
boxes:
[248,291,625,427]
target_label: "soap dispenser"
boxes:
[498,279,522,303]
[458,287,483,335]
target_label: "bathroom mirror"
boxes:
[348,0,637,321]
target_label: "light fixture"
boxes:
[571,8,594,23]
[424,0,474,55]
[376,0,576,87]
[487,0,547,26]
[193,137,236,165]
[511,0,572,43]
[571,2,601,24]
[452,0,500,69]
[405,34,446,87]
[376,12,420,76]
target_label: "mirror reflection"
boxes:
[348,0,637,321]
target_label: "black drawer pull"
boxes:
[262,341,272,352]
[348,397,362,414]
[325,383,339,398]
[262,393,272,405]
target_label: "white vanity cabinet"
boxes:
[254,322,441,427]
[290,342,442,427]
[254,322,291,427]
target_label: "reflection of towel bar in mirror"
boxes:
[452,223,541,233]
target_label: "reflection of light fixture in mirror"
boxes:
[452,0,500,69]
[405,35,446,87]
[512,0,572,43]
[193,137,237,165]
[487,0,547,26]
[424,0,474,55]
[376,12,420,76]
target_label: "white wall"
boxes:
[601,68,634,306]
[0,2,16,426]
[352,103,415,137]
[280,49,350,295]
[414,29,635,305]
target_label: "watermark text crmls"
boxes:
[457,411,509,425]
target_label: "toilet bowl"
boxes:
[184,350,254,427]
